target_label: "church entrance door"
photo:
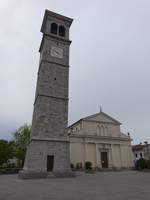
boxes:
[47,155,54,172]
[101,152,108,168]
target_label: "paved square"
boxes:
[0,171,150,200]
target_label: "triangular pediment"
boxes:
[83,112,121,125]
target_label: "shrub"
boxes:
[135,158,150,170]
[135,158,146,169]
[70,163,74,169]
[76,162,82,169]
[85,161,92,170]
[146,160,150,169]
[0,167,20,174]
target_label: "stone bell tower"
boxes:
[19,10,74,178]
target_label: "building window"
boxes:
[105,126,108,136]
[51,23,58,35]
[135,153,137,158]
[97,125,100,136]
[101,125,105,136]
[59,25,66,37]
[140,153,143,158]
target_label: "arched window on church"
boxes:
[59,25,66,37]
[51,23,58,35]
[97,125,100,136]
[101,125,105,136]
[104,126,108,136]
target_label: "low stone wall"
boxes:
[0,167,21,174]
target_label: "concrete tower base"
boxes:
[19,140,75,179]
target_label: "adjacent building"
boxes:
[132,142,150,164]
[132,144,145,163]
[143,143,150,160]
[69,111,133,169]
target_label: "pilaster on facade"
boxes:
[119,144,123,167]
[84,139,88,163]
[111,144,115,168]
[129,144,134,167]
[96,143,101,168]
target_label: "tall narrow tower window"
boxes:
[51,23,58,34]
[59,25,66,37]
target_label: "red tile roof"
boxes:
[132,144,145,151]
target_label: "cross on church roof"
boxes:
[100,105,102,113]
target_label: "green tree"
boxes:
[0,140,14,166]
[12,124,30,167]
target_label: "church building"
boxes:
[68,111,133,169]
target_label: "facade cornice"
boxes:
[69,134,132,142]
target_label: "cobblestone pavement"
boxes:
[0,171,150,200]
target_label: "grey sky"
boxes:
[0,0,150,144]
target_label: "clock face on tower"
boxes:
[51,46,63,59]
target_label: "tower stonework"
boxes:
[19,10,74,178]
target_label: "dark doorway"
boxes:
[101,152,108,168]
[47,155,54,172]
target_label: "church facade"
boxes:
[69,111,133,169]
